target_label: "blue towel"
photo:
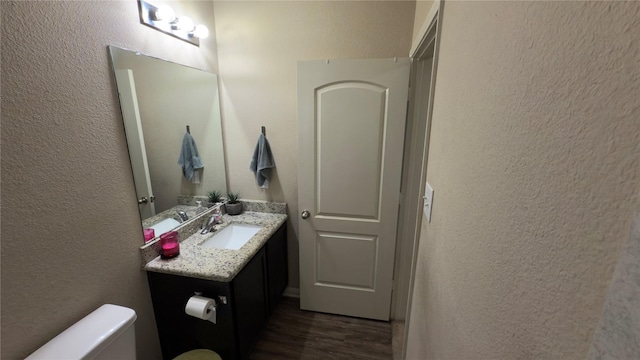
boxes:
[178,132,203,181]
[250,133,275,188]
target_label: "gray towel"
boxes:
[178,132,203,181]
[250,133,275,188]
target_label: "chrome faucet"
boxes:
[200,212,222,235]
[176,210,188,222]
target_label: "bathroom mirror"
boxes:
[109,46,227,242]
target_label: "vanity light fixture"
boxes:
[193,25,210,39]
[151,5,175,22]
[172,16,194,31]
[138,0,209,46]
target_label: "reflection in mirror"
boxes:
[108,46,227,243]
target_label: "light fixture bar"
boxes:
[138,0,204,46]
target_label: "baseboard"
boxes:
[283,287,300,298]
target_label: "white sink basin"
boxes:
[200,223,263,250]
[149,218,180,237]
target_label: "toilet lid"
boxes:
[173,349,222,360]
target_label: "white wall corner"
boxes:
[410,0,440,57]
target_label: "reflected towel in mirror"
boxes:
[178,132,204,182]
[250,133,275,188]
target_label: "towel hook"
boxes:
[186,125,190,134]
[261,126,266,137]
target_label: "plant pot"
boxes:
[225,202,243,215]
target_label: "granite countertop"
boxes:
[144,211,287,282]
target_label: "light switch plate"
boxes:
[423,182,434,222]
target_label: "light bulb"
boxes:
[173,16,194,31]
[153,5,175,22]
[193,25,210,39]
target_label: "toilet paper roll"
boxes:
[185,295,216,321]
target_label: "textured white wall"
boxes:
[213,1,415,288]
[588,200,640,359]
[406,1,640,359]
[411,0,435,52]
[1,1,217,359]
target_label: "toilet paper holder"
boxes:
[209,305,217,324]
[191,292,226,324]
[194,292,227,305]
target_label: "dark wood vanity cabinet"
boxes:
[147,224,287,360]
[265,223,288,315]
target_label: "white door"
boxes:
[297,58,410,320]
[115,70,156,219]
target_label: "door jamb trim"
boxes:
[401,3,443,359]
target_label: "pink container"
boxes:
[160,231,180,259]
[144,229,155,242]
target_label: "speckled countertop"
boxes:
[144,211,287,282]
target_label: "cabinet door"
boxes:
[147,272,236,359]
[266,224,288,314]
[232,247,268,360]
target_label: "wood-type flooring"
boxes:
[250,297,393,360]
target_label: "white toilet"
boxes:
[26,304,137,360]
[25,303,223,360]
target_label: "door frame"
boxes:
[390,3,443,359]
[115,69,156,219]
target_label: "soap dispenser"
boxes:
[195,200,207,215]
[213,207,222,224]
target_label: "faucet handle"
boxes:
[200,215,218,235]
[176,210,188,222]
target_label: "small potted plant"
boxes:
[207,190,223,208]
[225,192,242,215]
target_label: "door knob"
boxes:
[301,210,310,219]
[138,196,148,204]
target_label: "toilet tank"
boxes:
[26,304,137,360]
